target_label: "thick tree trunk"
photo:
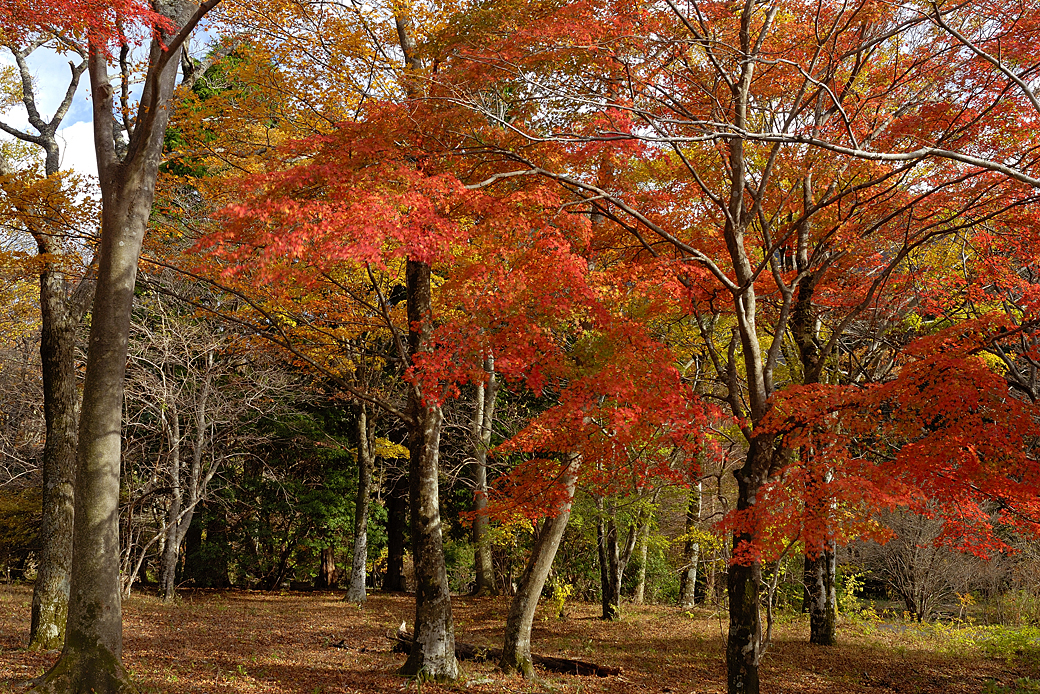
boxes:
[805,548,836,645]
[28,3,204,689]
[383,467,409,592]
[499,455,579,678]
[678,483,702,610]
[346,403,375,603]
[3,37,90,656]
[471,357,498,596]
[29,269,79,650]
[726,439,771,694]
[399,259,457,682]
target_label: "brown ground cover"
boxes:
[0,585,1031,693]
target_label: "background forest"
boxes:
[1,1,1040,693]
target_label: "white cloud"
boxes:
[56,121,98,182]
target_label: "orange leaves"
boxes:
[757,317,1040,559]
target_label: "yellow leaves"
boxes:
[373,437,409,459]
[0,63,25,112]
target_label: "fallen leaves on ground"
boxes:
[0,585,1032,693]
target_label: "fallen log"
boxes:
[388,625,620,677]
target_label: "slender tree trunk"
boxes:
[346,403,375,603]
[29,268,79,650]
[678,483,702,609]
[399,259,457,682]
[161,408,182,602]
[384,466,409,592]
[500,456,579,677]
[471,356,498,596]
[595,497,615,619]
[28,3,207,689]
[632,520,651,605]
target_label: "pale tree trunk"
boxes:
[346,402,375,603]
[28,3,217,691]
[678,483,702,609]
[499,455,579,677]
[160,405,182,602]
[399,259,457,682]
[471,354,498,596]
[632,519,651,605]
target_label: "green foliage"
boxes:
[983,678,1040,694]
[0,487,40,574]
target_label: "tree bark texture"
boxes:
[6,51,92,650]
[29,264,81,650]
[678,483,702,610]
[805,548,837,645]
[471,356,497,596]
[726,438,772,694]
[399,259,457,682]
[346,403,375,602]
[499,455,579,678]
[29,3,211,690]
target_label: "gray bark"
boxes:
[28,3,217,690]
[678,483,702,609]
[0,42,91,652]
[805,547,837,645]
[499,455,579,678]
[632,519,651,605]
[345,402,375,603]
[471,355,497,596]
[399,259,457,682]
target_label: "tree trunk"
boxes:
[726,438,771,694]
[678,483,702,610]
[346,403,375,602]
[596,495,643,620]
[383,466,409,592]
[317,546,337,589]
[471,355,498,596]
[28,3,207,690]
[161,407,182,603]
[499,455,579,677]
[399,259,457,682]
[805,548,836,645]
[632,519,651,605]
[29,268,79,650]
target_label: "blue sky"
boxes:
[1,46,99,180]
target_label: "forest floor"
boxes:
[0,584,1034,693]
